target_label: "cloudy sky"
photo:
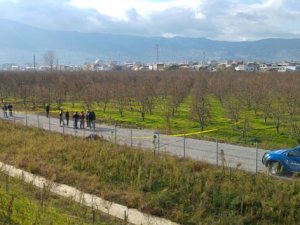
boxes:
[0,0,299,41]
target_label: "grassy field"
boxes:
[0,171,121,225]
[2,71,300,149]
[18,94,297,150]
[1,120,300,224]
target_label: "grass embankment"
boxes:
[0,171,120,224]
[1,120,300,224]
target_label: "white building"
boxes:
[259,63,273,72]
[278,65,300,72]
[150,63,165,71]
[235,63,259,72]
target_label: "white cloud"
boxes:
[0,0,299,40]
[69,0,203,20]
[162,32,175,38]
[194,12,205,20]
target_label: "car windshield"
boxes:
[288,148,300,157]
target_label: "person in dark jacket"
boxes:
[2,104,8,118]
[89,111,96,129]
[65,111,70,127]
[73,112,79,129]
[7,104,13,117]
[45,104,50,117]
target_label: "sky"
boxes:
[0,0,299,41]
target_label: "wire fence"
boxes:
[1,110,268,174]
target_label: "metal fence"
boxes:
[1,111,268,174]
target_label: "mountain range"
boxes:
[0,19,300,65]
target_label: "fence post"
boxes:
[255,142,258,174]
[37,114,40,128]
[216,138,219,167]
[157,132,160,155]
[48,116,51,131]
[62,124,65,135]
[25,110,28,127]
[130,125,133,147]
[13,111,16,124]
[111,131,114,143]
[183,134,186,159]
[114,124,117,144]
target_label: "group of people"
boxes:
[2,104,13,118]
[71,111,96,129]
[45,104,97,129]
[58,108,96,129]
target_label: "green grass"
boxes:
[3,71,300,150]
[0,171,120,225]
[22,94,296,149]
[1,120,300,224]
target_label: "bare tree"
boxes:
[97,83,111,113]
[113,81,128,117]
[136,85,149,121]
[224,95,243,125]
[270,96,285,134]
[190,76,211,131]
[236,118,251,142]
[44,51,56,71]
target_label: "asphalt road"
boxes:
[1,111,269,174]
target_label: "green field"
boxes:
[26,94,296,150]
[2,71,300,150]
[1,120,300,224]
[0,171,120,225]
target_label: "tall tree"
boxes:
[190,76,211,131]
[44,51,56,71]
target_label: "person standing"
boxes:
[45,104,50,117]
[73,112,79,129]
[65,111,70,127]
[59,108,64,126]
[90,111,96,129]
[79,111,85,129]
[86,110,90,128]
[7,104,13,117]
[2,104,8,118]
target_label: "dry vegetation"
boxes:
[1,120,300,224]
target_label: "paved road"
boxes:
[1,111,269,174]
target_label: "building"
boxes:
[150,63,165,71]
[278,65,300,72]
[235,63,259,72]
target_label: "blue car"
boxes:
[262,146,300,175]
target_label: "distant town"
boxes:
[1,59,300,73]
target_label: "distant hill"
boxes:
[0,19,300,64]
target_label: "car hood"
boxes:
[267,149,289,155]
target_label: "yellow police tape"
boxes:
[131,120,242,139]
[12,110,237,140]
[132,128,218,139]
[170,128,218,137]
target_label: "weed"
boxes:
[1,120,300,224]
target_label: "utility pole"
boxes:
[33,55,36,71]
[156,44,159,63]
